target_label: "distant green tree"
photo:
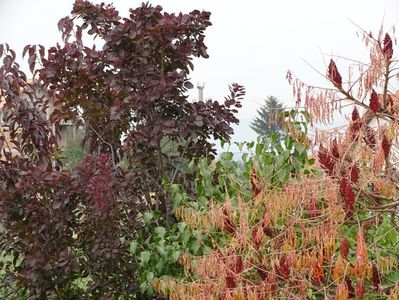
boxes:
[250,96,284,138]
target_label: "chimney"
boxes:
[197,82,205,101]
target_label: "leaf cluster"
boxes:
[0,1,244,298]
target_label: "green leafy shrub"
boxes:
[135,111,314,297]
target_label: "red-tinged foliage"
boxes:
[339,178,355,212]
[311,258,324,285]
[331,138,340,159]
[382,134,391,159]
[256,265,268,280]
[369,89,380,112]
[0,1,246,298]
[350,165,359,183]
[308,197,319,218]
[328,59,342,86]
[340,238,350,259]
[277,254,290,279]
[250,168,262,196]
[223,217,236,235]
[383,33,394,60]
[355,279,366,298]
[372,263,381,289]
[336,282,349,300]
[364,125,376,149]
[262,225,274,238]
[354,230,368,279]
[223,207,236,235]
[266,272,277,294]
[345,277,355,298]
[388,94,394,108]
[318,144,335,175]
[155,27,399,300]
[350,107,362,140]
[35,0,245,220]
[352,106,360,121]
[234,256,243,274]
[85,154,115,211]
[252,225,263,248]
[225,274,236,289]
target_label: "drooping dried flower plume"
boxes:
[154,25,399,300]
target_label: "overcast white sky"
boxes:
[1,0,398,150]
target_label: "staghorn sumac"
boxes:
[350,107,362,140]
[382,134,391,159]
[234,256,244,274]
[250,168,262,196]
[336,282,349,300]
[252,225,264,249]
[318,144,335,175]
[345,276,355,298]
[372,263,381,290]
[308,197,319,218]
[350,164,359,183]
[354,229,368,279]
[331,138,340,159]
[340,238,350,259]
[225,274,236,289]
[369,89,380,113]
[364,125,376,149]
[355,279,366,298]
[154,26,399,300]
[222,207,236,235]
[383,33,394,60]
[277,254,290,279]
[339,178,356,212]
[328,59,342,87]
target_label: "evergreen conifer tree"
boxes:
[250,96,284,138]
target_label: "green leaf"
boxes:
[177,222,187,233]
[139,282,149,294]
[271,133,278,143]
[221,151,233,161]
[389,270,399,281]
[220,139,227,148]
[155,227,166,239]
[264,155,272,165]
[190,240,201,254]
[308,158,316,165]
[140,251,151,264]
[295,142,305,154]
[386,228,398,244]
[172,193,183,209]
[255,143,264,156]
[155,260,165,272]
[170,250,181,263]
[284,135,293,150]
[146,271,154,282]
[130,240,138,254]
[180,229,191,245]
[157,244,167,257]
[143,211,154,225]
